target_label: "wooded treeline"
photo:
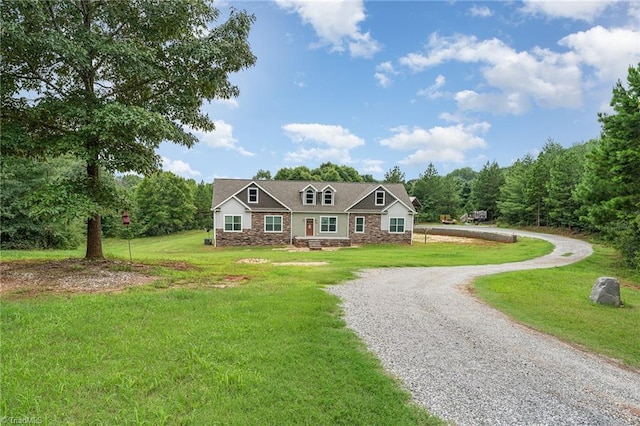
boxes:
[2,65,637,268]
[0,160,213,248]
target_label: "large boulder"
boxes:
[589,277,622,307]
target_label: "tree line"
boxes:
[1,0,636,268]
[0,160,213,248]
[2,64,638,269]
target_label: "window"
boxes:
[224,215,242,232]
[304,188,315,205]
[323,189,333,205]
[265,215,282,232]
[389,217,405,233]
[355,217,365,233]
[248,187,258,203]
[375,190,385,206]
[320,216,337,233]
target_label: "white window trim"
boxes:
[248,187,258,204]
[224,214,242,232]
[322,189,334,206]
[320,216,338,233]
[304,188,316,205]
[375,190,385,206]
[389,217,405,233]
[264,215,283,233]
[355,216,365,233]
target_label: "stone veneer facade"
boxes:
[349,214,412,245]
[216,212,411,247]
[215,212,291,246]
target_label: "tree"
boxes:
[447,167,477,212]
[498,155,534,225]
[253,169,272,180]
[1,1,256,258]
[0,155,84,249]
[545,143,588,229]
[384,165,406,184]
[273,163,370,182]
[526,140,564,226]
[192,180,213,230]
[577,64,640,268]
[471,161,504,221]
[135,172,196,236]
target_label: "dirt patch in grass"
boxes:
[412,234,498,245]
[236,258,328,266]
[0,259,157,298]
[272,261,329,266]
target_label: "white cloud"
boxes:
[189,121,254,157]
[417,74,446,99]
[161,157,201,178]
[379,123,489,166]
[274,0,381,58]
[558,26,640,80]
[374,61,398,87]
[211,98,239,109]
[359,159,384,174]
[282,123,365,163]
[455,90,531,115]
[520,0,618,22]
[399,33,583,113]
[469,5,493,18]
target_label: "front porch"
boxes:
[292,236,352,248]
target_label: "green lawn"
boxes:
[474,244,640,368]
[2,231,637,424]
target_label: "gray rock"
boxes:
[589,277,622,307]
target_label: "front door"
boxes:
[305,218,314,236]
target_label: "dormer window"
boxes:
[375,190,385,206]
[304,188,316,205]
[323,189,333,205]
[248,187,258,203]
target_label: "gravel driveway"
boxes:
[327,227,640,425]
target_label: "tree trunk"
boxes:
[85,161,104,259]
[86,214,103,259]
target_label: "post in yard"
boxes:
[122,210,132,262]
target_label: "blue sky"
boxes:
[158,0,640,182]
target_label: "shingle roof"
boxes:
[212,179,414,213]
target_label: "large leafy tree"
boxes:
[577,64,640,268]
[1,0,256,258]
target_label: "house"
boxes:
[211,179,416,248]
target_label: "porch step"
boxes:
[308,240,322,250]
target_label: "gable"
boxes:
[213,179,415,214]
[235,183,288,210]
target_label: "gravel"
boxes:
[327,227,640,425]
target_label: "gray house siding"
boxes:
[212,179,414,247]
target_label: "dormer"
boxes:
[301,184,318,205]
[247,186,259,204]
[321,185,336,206]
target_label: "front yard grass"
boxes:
[474,245,640,368]
[9,230,633,424]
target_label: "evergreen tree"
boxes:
[471,161,504,221]
[576,64,640,268]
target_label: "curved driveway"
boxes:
[327,227,640,425]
